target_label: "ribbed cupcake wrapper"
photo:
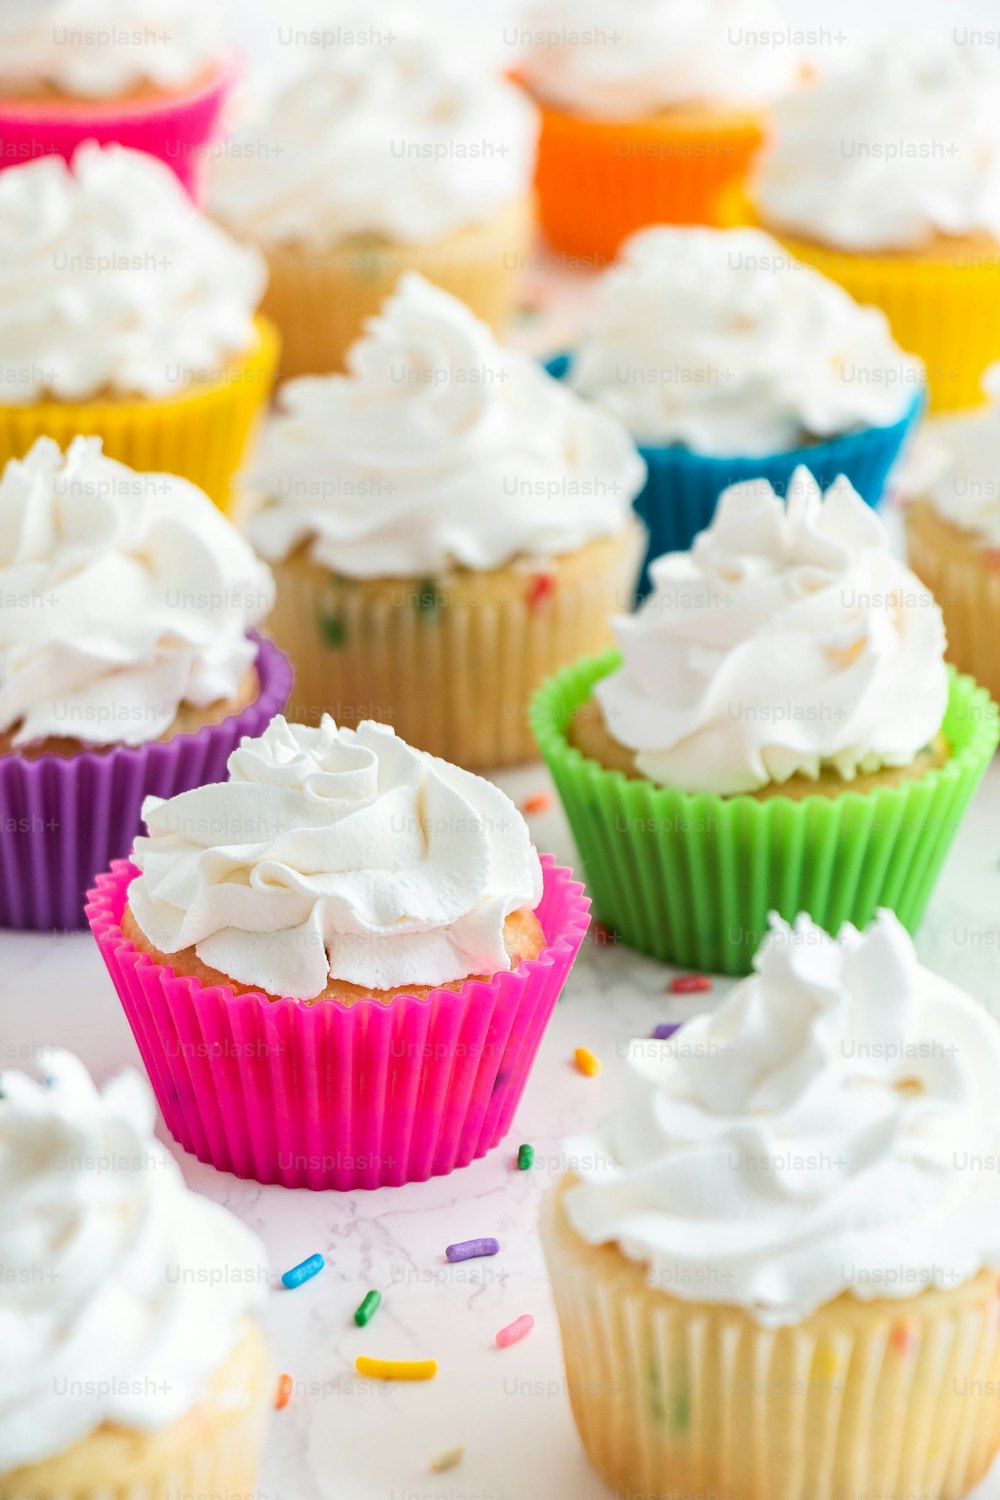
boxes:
[540,1192,1000,1500]
[86,856,590,1191]
[0,61,235,202]
[268,527,641,769]
[259,196,534,378]
[534,101,765,260]
[547,356,922,596]
[0,317,279,514]
[906,503,1000,708]
[531,652,998,975]
[0,636,291,933]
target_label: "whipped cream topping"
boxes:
[247,273,644,577]
[563,910,1000,1325]
[210,24,537,246]
[753,40,1000,252]
[519,0,798,118]
[595,467,947,795]
[0,1050,267,1472]
[0,0,225,99]
[567,227,920,454]
[0,436,274,747]
[901,364,1000,548]
[0,144,266,404]
[128,716,545,1000]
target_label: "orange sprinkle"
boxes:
[574,1046,601,1077]
[521,793,551,815]
[275,1372,294,1410]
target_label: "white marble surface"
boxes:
[2,750,1000,1500]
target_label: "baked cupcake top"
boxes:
[565,226,921,453]
[0,436,273,748]
[0,0,225,100]
[594,466,947,795]
[210,26,538,248]
[127,715,544,1000]
[519,0,798,118]
[0,143,266,404]
[0,1049,267,1472]
[246,273,645,578]
[563,909,1000,1326]
[902,364,1000,547]
[752,40,1000,253]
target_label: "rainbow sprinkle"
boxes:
[274,1373,293,1410]
[356,1355,437,1381]
[430,1445,464,1472]
[574,1046,601,1077]
[281,1252,324,1289]
[446,1237,500,1263]
[517,1143,534,1170]
[669,974,712,995]
[496,1313,535,1348]
[354,1290,381,1327]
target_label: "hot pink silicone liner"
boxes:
[87,856,591,1191]
[0,634,292,932]
[0,57,236,201]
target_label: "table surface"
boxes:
[4,746,1000,1500]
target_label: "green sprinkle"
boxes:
[517,1143,534,1171]
[354,1289,382,1327]
[319,612,346,648]
[412,578,442,616]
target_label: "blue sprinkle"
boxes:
[281,1252,325,1289]
[652,1023,683,1041]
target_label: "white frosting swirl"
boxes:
[563,910,1000,1325]
[210,25,538,247]
[567,227,920,453]
[596,467,948,795]
[0,0,225,99]
[0,436,274,747]
[753,40,1000,252]
[901,364,1000,548]
[247,273,645,577]
[0,1049,267,1472]
[519,0,798,117]
[128,715,545,1000]
[0,144,266,404]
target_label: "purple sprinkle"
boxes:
[446,1237,500,1263]
[652,1023,683,1041]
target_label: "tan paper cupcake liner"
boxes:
[265,525,642,769]
[906,500,1000,708]
[259,195,534,378]
[541,1188,1000,1500]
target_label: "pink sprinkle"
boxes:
[669,974,712,995]
[496,1313,535,1349]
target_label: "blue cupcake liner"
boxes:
[546,354,924,600]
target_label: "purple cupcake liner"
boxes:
[0,634,292,932]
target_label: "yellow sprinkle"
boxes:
[574,1046,601,1077]
[430,1445,464,1473]
[355,1355,438,1381]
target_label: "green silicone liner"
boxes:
[530,651,999,975]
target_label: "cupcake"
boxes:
[541,910,1000,1500]
[0,1049,270,1500]
[210,23,538,378]
[517,0,799,260]
[903,365,1000,706]
[733,40,1000,412]
[0,0,234,200]
[0,142,278,511]
[0,435,290,932]
[551,224,924,594]
[531,466,998,974]
[245,272,646,768]
[87,714,591,1191]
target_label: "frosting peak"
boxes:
[595,466,948,794]
[0,436,274,746]
[127,715,544,999]
[901,363,1000,547]
[247,273,645,577]
[563,910,1000,1324]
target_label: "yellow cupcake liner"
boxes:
[264,524,642,769]
[259,196,534,379]
[541,1186,1000,1500]
[0,317,279,514]
[0,1323,270,1500]
[906,500,1000,706]
[720,190,1000,413]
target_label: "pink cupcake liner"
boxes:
[0,634,291,933]
[86,856,590,1191]
[0,57,236,201]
